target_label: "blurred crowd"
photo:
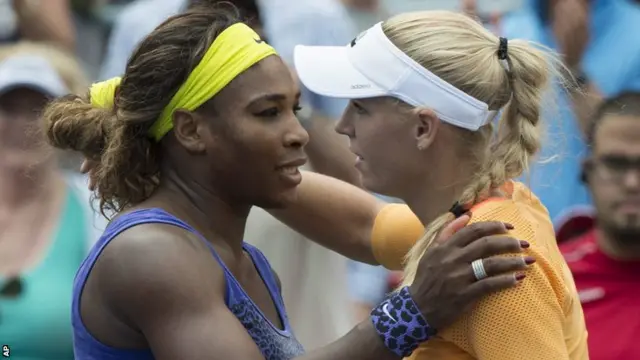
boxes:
[0,0,639,359]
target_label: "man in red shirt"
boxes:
[558,91,640,360]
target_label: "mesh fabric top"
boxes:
[371,182,588,359]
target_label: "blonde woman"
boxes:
[286,10,588,360]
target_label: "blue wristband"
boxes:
[370,286,436,357]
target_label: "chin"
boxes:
[360,174,396,198]
[253,187,298,209]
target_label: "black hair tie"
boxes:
[497,37,509,60]
[449,202,467,218]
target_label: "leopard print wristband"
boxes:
[370,286,436,357]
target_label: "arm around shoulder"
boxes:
[268,171,386,264]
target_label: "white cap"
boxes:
[0,54,68,98]
[294,22,497,131]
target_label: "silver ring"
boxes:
[471,259,488,281]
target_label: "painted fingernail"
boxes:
[519,240,530,248]
[503,222,514,230]
[515,273,526,281]
[524,256,536,265]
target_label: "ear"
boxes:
[172,109,207,153]
[414,108,440,151]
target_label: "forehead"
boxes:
[213,55,297,105]
[594,115,640,156]
[357,96,404,112]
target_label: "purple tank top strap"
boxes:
[242,244,287,311]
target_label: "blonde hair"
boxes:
[389,11,563,288]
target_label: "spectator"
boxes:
[0,43,105,360]
[0,0,76,52]
[559,91,640,360]
[497,0,640,221]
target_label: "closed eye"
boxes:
[256,107,280,117]
[351,101,367,115]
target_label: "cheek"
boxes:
[590,180,617,207]
[356,130,401,179]
[229,124,282,173]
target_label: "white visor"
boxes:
[294,22,497,131]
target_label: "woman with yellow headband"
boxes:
[44,3,531,360]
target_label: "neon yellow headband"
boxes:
[89,23,277,142]
[151,23,277,141]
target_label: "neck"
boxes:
[154,171,250,256]
[401,162,476,226]
[596,227,640,261]
[0,165,57,207]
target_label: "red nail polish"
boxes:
[525,256,536,265]
[515,273,526,281]
[520,240,530,248]
[504,222,514,230]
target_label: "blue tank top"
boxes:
[72,208,305,360]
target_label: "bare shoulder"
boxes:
[92,223,226,320]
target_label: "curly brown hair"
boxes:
[42,1,242,218]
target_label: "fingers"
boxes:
[81,159,99,191]
[464,273,525,299]
[434,214,470,245]
[447,221,512,247]
[477,256,534,279]
[88,177,97,191]
[80,160,91,174]
[459,235,525,262]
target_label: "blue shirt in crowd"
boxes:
[501,0,640,222]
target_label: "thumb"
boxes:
[434,214,471,245]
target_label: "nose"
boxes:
[284,116,309,149]
[623,169,640,190]
[335,114,354,139]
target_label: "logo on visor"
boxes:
[254,37,265,44]
[350,30,367,47]
[351,84,371,89]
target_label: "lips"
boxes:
[276,157,307,169]
[276,157,306,187]
[349,147,363,160]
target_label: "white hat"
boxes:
[0,54,69,98]
[294,22,497,131]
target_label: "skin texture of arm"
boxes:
[13,0,76,52]
[268,171,388,265]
